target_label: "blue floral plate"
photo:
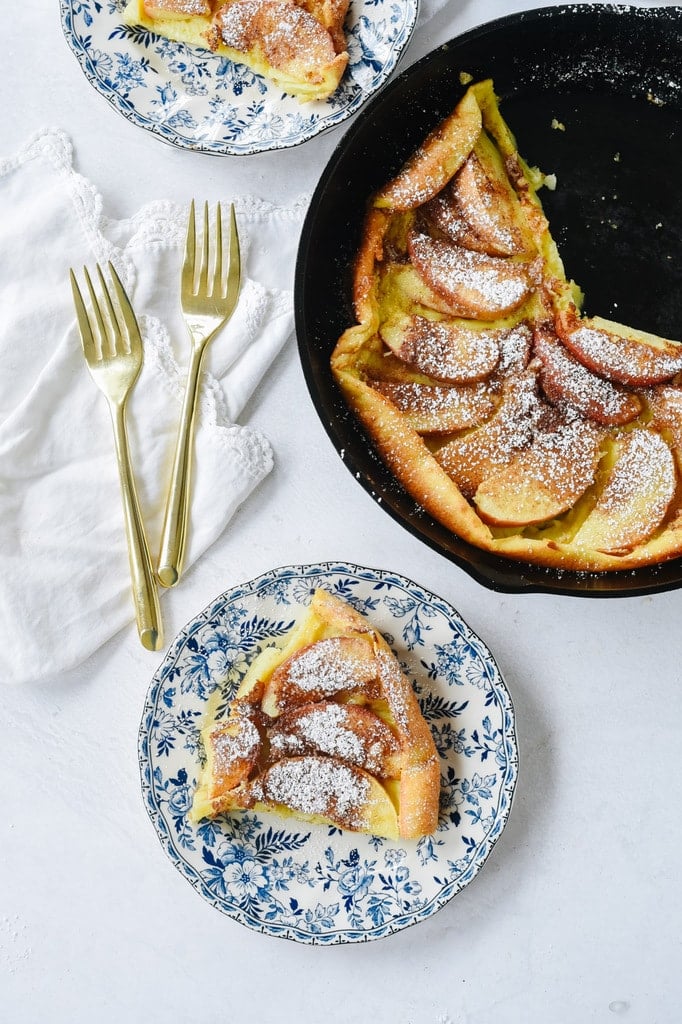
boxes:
[60,0,419,156]
[139,563,518,943]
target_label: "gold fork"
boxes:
[70,262,163,652]
[157,200,242,588]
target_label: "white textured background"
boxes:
[1,2,681,1023]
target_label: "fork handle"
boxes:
[110,403,164,651]
[157,344,205,588]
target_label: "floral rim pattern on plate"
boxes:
[138,562,519,944]
[60,0,420,155]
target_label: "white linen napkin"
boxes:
[0,129,306,686]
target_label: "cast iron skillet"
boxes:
[294,4,682,597]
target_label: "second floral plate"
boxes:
[60,0,419,155]
[139,562,518,943]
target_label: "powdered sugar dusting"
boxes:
[568,325,682,385]
[395,315,500,382]
[373,379,496,432]
[409,232,531,316]
[219,0,328,58]
[269,702,398,775]
[598,430,674,515]
[574,429,676,552]
[271,703,365,763]
[285,637,375,695]
[212,713,260,775]
[497,323,533,374]
[534,330,641,425]
[253,756,370,825]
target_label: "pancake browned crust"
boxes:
[190,589,440,840]
[122,0,349,100]
[331,79,682,573]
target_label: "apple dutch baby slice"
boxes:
[191,589,440,839]
[122,0,350,100]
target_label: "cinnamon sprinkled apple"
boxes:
[557,309,682,386]
[379,313,500,383]
[534,328,641,426]
[572,429,676,553]
[408,232,533,320]
[473,418,605,526]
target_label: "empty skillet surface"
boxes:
[294,4,682,596]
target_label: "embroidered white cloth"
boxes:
[0,129,305,686]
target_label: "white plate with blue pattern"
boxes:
[139,562,518,943]
[60,0,419,156]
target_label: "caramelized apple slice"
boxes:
[497,322,533,374]
[370,379,497,433]
[374,90,482,211]
[474,419,604,526]
[191,711,263,819]
[408,232,533,320]
[452,151,530,256]
[246,755,400,838]
[648,386,682,471]
[268,701,401,778]
[380,313,500,383]
[534,328,641,426]
[572,429,676,554]
[435,370,540,496]
[420,185,489,252]
[297,0,350,51]
[261,635,379,716]
[557,312,682,386]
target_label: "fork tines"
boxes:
[70,261,141,363]
[183,200,240,306]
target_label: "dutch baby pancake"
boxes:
[331,79,682,573]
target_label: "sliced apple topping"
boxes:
[473,418,605,526]
[268,701,401,778]
[380,313,500,383]
[455,150,531,255]
[245,755,400,837]
[435,370,541,496]
[261,635,379,717]
[534,328,641,426]
[557,312,682,386]
[421,144,531,257]
[371,379,497,433]
[374,89,482,211]
[648,386,682,471]
[213,1,346,85]
[572,429,676,554]
[408,232,533,320]
[497,322,533,375]
[420,185,488,252]
[203,711,262,794]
